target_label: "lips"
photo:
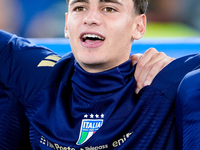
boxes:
[80,32,105,48]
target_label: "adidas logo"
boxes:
[37,55,61,67]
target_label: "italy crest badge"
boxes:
[77,114,104,145]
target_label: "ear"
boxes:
[131,14,146,40]
[65,13,69,38]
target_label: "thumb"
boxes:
[130,53,143,66]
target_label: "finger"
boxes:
[135,57,175,94]
[130,53,143,66]
[134,48,159,86]
[135,51,171,94]
[136,53,168,90]
[143,57,174,86]
[134,48,157,80]
[135,60,153,93]
[139,52,168,80]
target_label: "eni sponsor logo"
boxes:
[112,132,134,148]
[77,114,104,145]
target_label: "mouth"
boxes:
[80,33,105,42]
[80,33,105,48]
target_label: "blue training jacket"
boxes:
[176,66,200,150]
[0,30,200,150]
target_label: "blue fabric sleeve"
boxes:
[0,82,32,149]
[0,30,59,149]
[176,68,200,150]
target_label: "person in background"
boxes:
[176,67,200,149]
[0,0,22,35]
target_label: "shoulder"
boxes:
[178,68,200,100]
[0,30,54,58]
[0,30,61,102]
[0,30,57,69]
[152,54,200,99]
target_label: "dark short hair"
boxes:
[133,0,148,14]
[66,0,148,14]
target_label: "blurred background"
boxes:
[1,0,200,38]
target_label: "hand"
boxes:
[131,48,175,94]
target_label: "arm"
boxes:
[0,30,57,149]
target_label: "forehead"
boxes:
[69,0,120,2]
[69,0,133,4]
[68,0,136,14]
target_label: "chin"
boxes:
[82,60,104,65]
[80,58,106,66]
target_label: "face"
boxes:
[65,0,146,73]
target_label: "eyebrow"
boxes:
[99,0,122,5]
[69,0,89,6]
[69,0,122,6]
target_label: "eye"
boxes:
[103,7,116,13]
[74,6,86,12]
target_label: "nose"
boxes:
[83,8,102,26]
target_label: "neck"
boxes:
[77,58,130,73]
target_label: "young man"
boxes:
[64,0,173,93]
[0,0,199,149]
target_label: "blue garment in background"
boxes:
[176,68,200,149]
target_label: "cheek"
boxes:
[112,20,132,36]
[111,27,127,43]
